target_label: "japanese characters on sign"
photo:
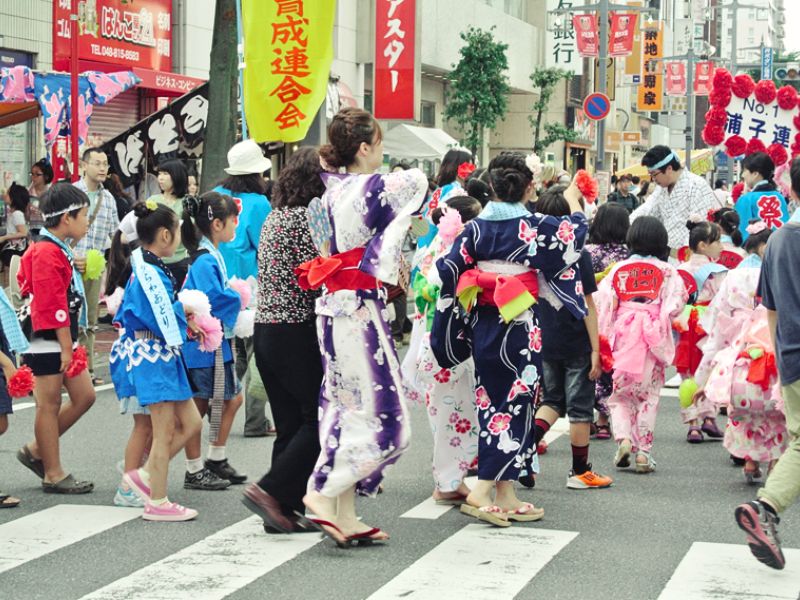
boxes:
[636,22,663,112]
[242,0,335,143]
[52,0,172,72]
[374,0,417,120]
[724,95,795,153]
[609,12,636,57]
[693,61,712,96]
[612,262,665,302]
[573,14,598,58]
[665,61,686,96]
[546,0,583,75]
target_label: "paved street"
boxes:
[1,378,798,600]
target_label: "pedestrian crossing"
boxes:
[1,503,797,599]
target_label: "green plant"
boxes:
[444,27,510,160]
[529,67,576,155]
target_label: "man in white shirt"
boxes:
[630,145,717,251]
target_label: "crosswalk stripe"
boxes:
[0,504,141,574]
[80,516,321,599]
[658,541,800,599]
[13,402,34,411]
[367,524,577,599]
[661,388,679,398]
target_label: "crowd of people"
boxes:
[0,108,797,569]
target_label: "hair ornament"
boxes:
[145,198,158,212]
[746,221,768,235]
[687,213,705,224]
[207,204,214,222]
[457,162,477,180]
[182,195,199,218]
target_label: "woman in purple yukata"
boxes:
[431,153,589,526]
[297,108,428,546]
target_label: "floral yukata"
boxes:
[431,201,588,482]
[303,169,428,498]
[402,230,478,492]
[597,257,687,455]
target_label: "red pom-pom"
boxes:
[574,169,599,204]
[705,107,728,127]
[457,162,476,180]
[725,135,747,157]
[732,74,755,99]
[754,79,777,105]
[709,87,732,108]
[731,182,745,203]
[7,366,35,398]
[65,345,88,378]
[599,335,614,373]
[712,68,733,91]
[793,114,800,130]
[746,137,767,155]
[702,124,725,146]
[777,85,798,110]
[767,143,789,167]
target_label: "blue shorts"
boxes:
[119,396,151,416]
[187,362,240,401]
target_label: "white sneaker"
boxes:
[664,374,682,388]
[114,484,144,508]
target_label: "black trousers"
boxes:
[254,321,322,515]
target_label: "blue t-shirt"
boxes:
[757,223,800,385]
[213,186,272,279]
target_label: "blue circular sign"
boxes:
[583,93,611,121]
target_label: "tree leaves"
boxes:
[443,27,511,159]
[529,67,575,155]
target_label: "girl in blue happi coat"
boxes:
[736,153,789,241]
[431,152,589,527]
[181,192,252,489]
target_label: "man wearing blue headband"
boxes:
[631,145,717,252]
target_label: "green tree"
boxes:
[444,27,510,159]
[529,67,576,155]
[202,0,239,192]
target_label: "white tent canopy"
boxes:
[382,124,461,161]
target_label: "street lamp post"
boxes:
[549,1,655,173]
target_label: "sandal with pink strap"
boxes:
[506,502,545,522]
[460,503,510,527]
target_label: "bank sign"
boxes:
[53,0,172,72]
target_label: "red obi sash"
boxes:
[738,348,778,391]
[456,269,539,323]
[295,247,379,292]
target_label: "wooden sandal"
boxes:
[295,512,349,548]
[0,492,20,508]
[347,527,390,546]
[506,502,545,522]
[460,503,510,527]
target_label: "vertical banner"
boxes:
[761,47,774,81]
[241,0,336,143]
[573,14,599,57]
[546,0,583,75]
[374,0,416,119]
[637,22,663,112]
[694,60,713,95]
[609,13,637,57]
[665,61,686,96]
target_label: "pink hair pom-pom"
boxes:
[228,277,252,310]
[193,312,223,353]
[437,206,464,246]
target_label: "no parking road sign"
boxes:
[583,93,611,121]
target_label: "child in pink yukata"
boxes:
[597,217,687,473]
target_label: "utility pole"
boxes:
[548,1,655,173]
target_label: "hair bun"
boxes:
[183,195,200,218]
[133,201,151,219]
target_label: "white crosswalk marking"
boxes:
[367,524,577,599]
[80,516,321,599]
[658,542,800,599]
[0,505,141,574]
[12,402,34,411]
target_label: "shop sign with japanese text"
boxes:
[636,22,663,112]
[374,0,417,120]
[53,0,172,71]
[724,96,795,152]
[546,0,583,75]
[242,0,336,143]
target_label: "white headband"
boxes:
[42,203,86,219]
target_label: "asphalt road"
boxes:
[1,377,799,600]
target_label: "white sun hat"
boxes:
[224,139,272,175]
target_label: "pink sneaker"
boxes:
[143,500,198,522]
[123,469,151,502]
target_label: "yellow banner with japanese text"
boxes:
[636,22,663,112]
[242,0,336,143]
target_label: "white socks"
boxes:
[186,458,204,474]
[207,445,226,462]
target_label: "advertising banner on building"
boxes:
[609,13,637,57]
[374,0,417,119]
[573,14,599,57]
[665,61,686,96]
[53,0,172,72]
[637,22,663,112]
[546,0,583,75]
[694,61,713,95]
[242,0,336,143]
